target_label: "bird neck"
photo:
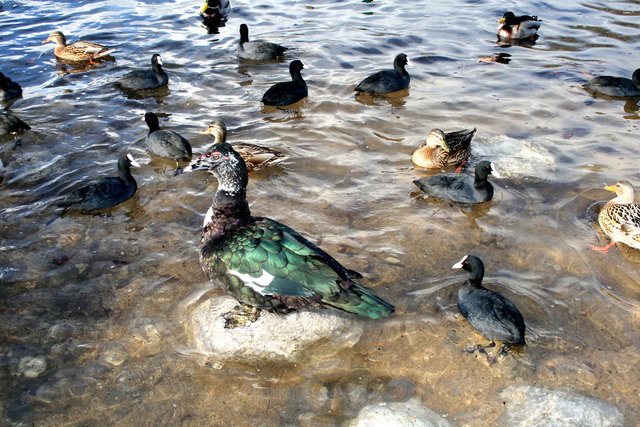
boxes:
[240,28,249,44]
[474,173,489,188]
[465,267,484,288]
[152,61,163,75]
[394,61,408,77]
[291,69,305,85]
[118,164,136,184]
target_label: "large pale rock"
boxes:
[190,297,363,362]
[499,384,624,426]
[350,399,452,427]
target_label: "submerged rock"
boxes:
[189,296,363,362]
[499,384,624,426]
[349,398,452,427]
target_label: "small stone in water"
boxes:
[18,356,47,378]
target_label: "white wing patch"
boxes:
[228,269,275,296]
[203,206,214,227]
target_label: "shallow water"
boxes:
[1,0,640,424]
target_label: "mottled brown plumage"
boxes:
[596,181,640,251]
[43,31,114,62]
[412,128,475,169]
[200,120,288,171]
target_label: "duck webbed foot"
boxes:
[222,304,261,328]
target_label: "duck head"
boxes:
[183,142,248,194]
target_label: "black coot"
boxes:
[583,68,640,98]
[355,53,410,95]
[0,72,22,102]
[413,160,500,203]
[453,255,525,345]
[58,153,140,213]
[238,24,286,60]
[0,112,30,135]
[261,60,307,106]
[117,54,168,90]
[143,112,192,161]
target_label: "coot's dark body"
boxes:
[117,54,168,90]
[355,53,410,95]
[59,153,139,213]
[453,255,525,345]
[261,60,307,106]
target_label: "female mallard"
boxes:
[591,181,640,253]
[181,142,395,319]
[497,12,541,40]
[412,128,476,169]
[583,69,640,98]
[199,120,288,171]
[43,31,114,63]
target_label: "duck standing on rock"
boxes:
[412,128,476,169]
[42,31,115,63]
[591,181,640,254]
[181,142,395,319]
[497,12,541,40]
[453,255,526,351]
[199,120,288,171]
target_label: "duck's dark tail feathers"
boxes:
[324,282,395,319]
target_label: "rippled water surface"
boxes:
[1,0,640,424]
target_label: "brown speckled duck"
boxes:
[43,31,114,63]
[592,181,640,253]
[412,128,476,169]
[199,120,288,171]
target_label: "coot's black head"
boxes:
[499,12,516,24]
[452,254,485,285]
[290,60,304,74]
[143,112,160,131]
[118,152,141,171]
[633,68,640,86]
[475,160,500,181]
[151,54,163,68]
[239,24,249,42]
[184,142,249,192]
[393,53,410,75]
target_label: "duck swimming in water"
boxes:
[412,128,476,169]
[181,142,395,319]
[199,120,288,171]
[43,31,115,63]
[237,24,287,61]
[497,12,541,40]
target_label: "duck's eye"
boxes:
[212,154,220,160]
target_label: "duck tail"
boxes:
[324,282,395,319]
